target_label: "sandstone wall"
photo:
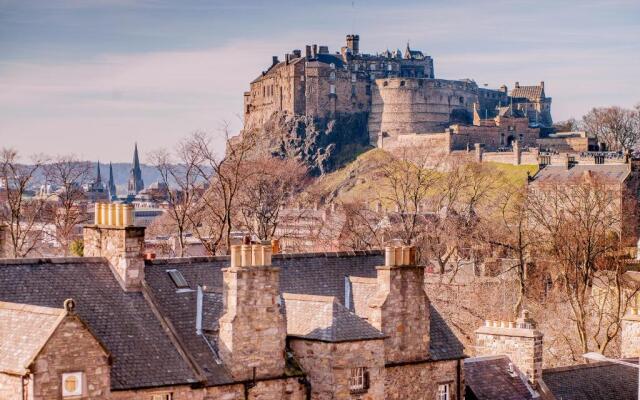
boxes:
[83,225,145,291]
[111,378,307,400]
[621,315,640,358]
[537,136,591,152]
[369,78,478,145]
[289,339,385,400]
[31,316,110,399]
[384,360,461,400]
[0,373,23,399]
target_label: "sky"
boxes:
[1,0,639,162]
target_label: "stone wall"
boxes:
[289,339,385,400]
[449,116,539,151]
[367,248,430,364]
[385,360,461,400]
[31,315,110,399]
[474,316,543,387]
[537,136,592,152]
[0,373,23,399]
[111,378,307,400]
[83,225,146,291]
[621,313,640,358]
[368,78,478,145]
[218,246,286,381]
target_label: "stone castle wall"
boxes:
[385,360,461,400]
[32,316,110,399]
[368,78,478,145]
[289,339,386,400]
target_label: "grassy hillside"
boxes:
[307,148,539,205]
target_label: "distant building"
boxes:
[84,162,109,202]
[127,143,144,195]
[107,162,117,200]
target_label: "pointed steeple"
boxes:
[108,162,117,200]
[128,143,144,195]
[95,161,102,183]
[404,41,411,59]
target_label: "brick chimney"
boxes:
[367,246,430,364]
[621,307,640,358]
[218,244,286,380]
[475,310,543,388]
[83,203,145,292]
[346,34,360,55]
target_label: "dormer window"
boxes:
[349,367,369,394]
[167,269,188,289]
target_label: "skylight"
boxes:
[166,269,189,289]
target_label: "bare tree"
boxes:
[340,201,385,250]
[582,106,639,152]
[528,177,637,355]
[45,155,92,255]
[151,138,204,257]
[0,148,49,257]
[238,157,308,241]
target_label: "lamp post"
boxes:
[583,352,640,399]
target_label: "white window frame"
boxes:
[437,383,450,400]
[349,367,366,392]
[151,393,173,400]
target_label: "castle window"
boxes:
[330,63,335,69]
[383,81,388,87]
[437,383,450,400]
[349,367,369,394]
[387,64,392,71]
[330,84,336,95]
[262,86,265,97]
[330,71,336,80]
[459,96,464,105]
[351,85,356,97]
[370,63,376,71]
[351,73,357,83]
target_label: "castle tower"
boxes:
[108,162,117,200]
[367,246,430,364]
[218,244,286,380]
[346,34,359,55]
[127,143,144,195]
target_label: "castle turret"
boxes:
[346,34,359,55]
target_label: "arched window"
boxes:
[459,96,464,105]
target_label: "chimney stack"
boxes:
[218,244,285,380]
[515,81,520,88]
[346,34,360,55]
[312,44,318,58]
[272,56,279,66]
[475,310,543,388]
[83,203,144,291]
[305,45,311,59]
[367,245,430,364]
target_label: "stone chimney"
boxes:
[621,307,640,358]
[272,56,279,66]
[346,34,360,55]
[368,246,430,364]
[218,244,286,380]
[475,310,543,388]
[83,203,144,292]
[305,45,311,59]
[475,143,484,163]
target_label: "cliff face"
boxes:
[245,111,371,175]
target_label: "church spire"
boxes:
[95,161,102,183]
[128,143,144,195]
[108,162,117,200]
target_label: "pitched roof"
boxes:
[0,258,198,390]
[510,85,545,101]
[542,360,638,400]
[283,293,384,342]
[464,355,536,400]
[531,163,630,185]
[0,302,66,375]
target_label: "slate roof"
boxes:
[510,85,545,101]
[542,360,638,400]
[0,251,465,390]
[464,356,535,400]
[0,258,198,390]
[531,163,630,185]
[0,302,66,375]
[145,251,465,362]
[283,293,384,342]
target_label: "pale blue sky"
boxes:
[1,0,639,162]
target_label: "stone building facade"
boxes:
[241,33,552,157]
[0,206,465,399]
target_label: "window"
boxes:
[329,84,336,95]
[437,383,450,400]
[330,63,335,69]
[151,394,173,400]
[62,372,84,397]
[329,71,336,80]
[387,64,393,71]
[459,96,464,105]
[351,73,357,83]
[167,269,189,289]
[349,367,369,393]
